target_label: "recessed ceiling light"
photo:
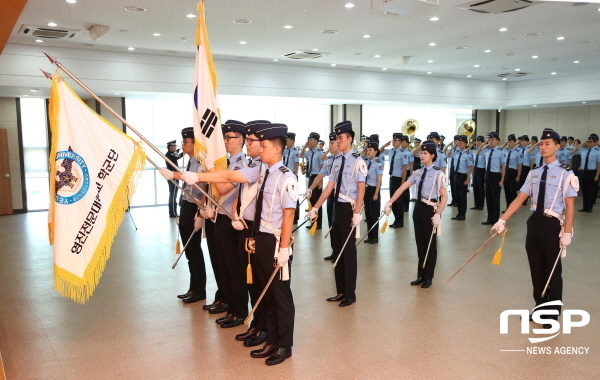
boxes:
[474,64,480,67]
[152,33,161,36]
[557,36,565,40]
[125,6,146,12]
[579,40,593,44]
[35,39,43,43]
[551,72,557,75]
[114,93,120,95]
[574,60,580,63]
[331,63,337,67]
[525,32,541,37]
[430,17,439,21]
[239,41,247,44]
[506,52,518,56]
[363,34,371,38]
[532,55,538,59]
[454,46,468,50]
[273,59,279,62]
[374,55,381,58]
[382,68,387,71]
[583,101,587,104]
[467,75,472,78]
[427,60,433,63]
[23,95,29,97]
[186,14,196,18]
[233,19,251,24]
[499,28,508,32]
[533,105,537,107]
[312,48,319,51]
[66,0,77,3]
[502,78,507,81]
[284,25,293,29]
[428,42,436,46]
[31,89,39,92]
[47,22,57,27]
[515,68,521,71]
[128,47,135,51]
[321,30,338,34]
[427,72,432,74]
[345,3,355,8]
[484,49,491,53]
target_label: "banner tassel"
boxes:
[492,228,508,266]
[308,215,318,236]
[380,213,390,234]
[175,239,181,254]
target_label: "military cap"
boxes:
[507,134,517,142]
[334,121,352,135]
[167,140,176,146]
[181,127,194,139]
[257,123,288,141]
[540,128,560,141]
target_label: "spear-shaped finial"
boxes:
[42,51,57,64]
[40,69,52,79]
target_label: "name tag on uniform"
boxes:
[532,175,538,178]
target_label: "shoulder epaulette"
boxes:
[353,153,360,157]
[279,166,289,173]
[236,156,243,162]
[560,164,570,170]
[433,166,440,170]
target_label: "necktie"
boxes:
[487,149,494,172]
[227,158,230,167]
[535,165,548,217]
[452,150,457,171]
[253,169,269,234]
[308,151,313,175]
[456,152,463,173]
[475,154,479,168]
[507,149,512,169]
[417,168,427,200]
[584,149,591,170]
[367,160,372,185]
[389,150,396,175]
[334,156,346,203]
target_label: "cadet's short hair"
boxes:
[268,136,286,151]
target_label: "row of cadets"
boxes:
[502,134,523,210]
[165,140,183,217]
[525,136,542,168]
[386,141,448,288]
[519,135,532,193]
[309,121,366,307]
[305,132,341,260]
[160,127,207,303]
[444,135,460,207]
[180,123,298,365]
[492,128,577,329]
[476,132,506,225]
[449,135,474,221]
[380,133,409,228]
[470,135,486,211]
[409,138,423,201]
[571,133,600,213]
[283,132,300,223]
[363,140,384,244]
[558,136,573,167]
[299,132,325,230]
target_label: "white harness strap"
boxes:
[260,169,289,280]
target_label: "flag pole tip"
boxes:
[40,69,52,79]
[43,51,57,64]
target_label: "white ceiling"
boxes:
[8,0,600,82]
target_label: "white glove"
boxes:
[194,215,203,230]
[384,202,393,214]
[352,213,361,227]
[181,171,198,185]
[277,247,291,266]
[232,218,244,231]
[560,232,571,248]
[491,219,506,234]
[304,189,312,199]
[431,214,440,227]
[307,208,319,222]
[159,169,174,180]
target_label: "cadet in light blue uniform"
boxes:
[283,132,300,223]
[528,136,541,168]
[476,132,506,225]
[300,132,325,229]
[503,134,523,210]
[452,135,474,220]
[558,136,572,166]
[472,135,487,210]
[386,140,448,288]
[399,135,414,212]
[519,135,532,195]
[380,133,408,228]
[363,141,384,244]
[492,128,576,328]
[571,133,600,212]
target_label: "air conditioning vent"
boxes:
[19,25,81,39]
[456,0,539,14]
[279,50,326,60]
[371,0,439,17]
[498,72,529,77]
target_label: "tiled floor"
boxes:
[0,198,599,379]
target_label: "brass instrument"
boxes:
[402,119,419,149]
[458,120,476,144]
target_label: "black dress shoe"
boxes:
[250,344,277,358]
[451,215,459,220]
[244,331,267,347]
[370,238,378,244]
[391,224,404,228]
[236,328,258,341]
[481,221,493,225]
[326,294,344,302]
[456,215,465,221]
[477,207,484,210]
[221,317,245,329]
[266,347,292,366]
[177,290,193,299]
[410,277,424,285]
[216,314,234,325]
[421,279,432,288]
[323,255,334,261]
[470,206,478,210]
[578,208,588,212]
[182,294,206,304]
[587,208,593,213]
[364,238,372,244]
[339,297,356,307]
[404,208,409,212]
[203,300,220,310]
[208,303,229,314]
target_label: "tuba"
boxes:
[458,120,476,144]
[297,144,307,175]
[402,119,419,149]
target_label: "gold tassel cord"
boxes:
[246,262,253,285]
[307,200,313,212]
[308,215,318,236]
[380,213,390,234]
[175,239,181,254]
[492,228,508,266]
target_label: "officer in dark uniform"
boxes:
[471,136,486,210]
[363,141,383,244]
[503,134,523,210]
[477,132,506,225]
[386,141,448,288]
[571,133,600,213]
[165,140,183,217]
[492,128,576,328]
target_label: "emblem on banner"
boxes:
[54,146,90,205]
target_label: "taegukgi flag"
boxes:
[192,0,227,172]
[48,74,145,304]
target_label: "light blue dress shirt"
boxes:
[328,150,366,202]
[283,147,299,171]
[382,147,406,177]
[218,152,248,215]
[504,146,523,170]
[454,149,474,174]
[364,156,384,186]
[306,147,324,175]
[481,147,506,173]
[577,146,600,170]
[407,163,448,200]
[520,159,578,214]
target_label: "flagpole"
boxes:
[41,56,236,221]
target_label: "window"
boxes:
[20,98,49,211]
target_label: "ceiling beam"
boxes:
[0,0,28,55]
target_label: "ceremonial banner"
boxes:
[193,0,227,173]
[48,74,145,304]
